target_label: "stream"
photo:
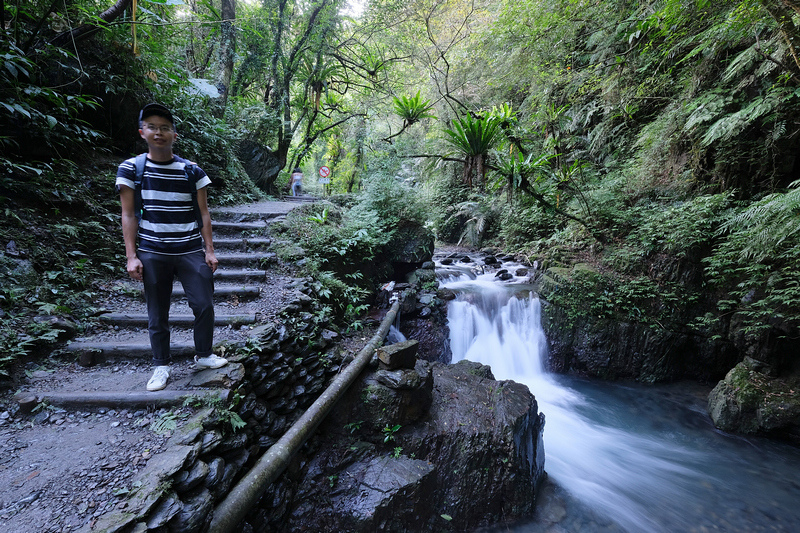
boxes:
[438,262,800,533]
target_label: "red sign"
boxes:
[319,166,331,178]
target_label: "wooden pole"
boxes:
[207,297,402,533]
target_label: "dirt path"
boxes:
[0,200,306,533]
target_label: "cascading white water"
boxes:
[441,267,800,532]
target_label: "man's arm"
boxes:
[119,185,143,281]
[197,187,218,272]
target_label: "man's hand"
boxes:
[205,250,219,273]
[127,256,144,281]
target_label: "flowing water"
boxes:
[439,263,800,533]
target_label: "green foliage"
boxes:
[0,40,103,173]
[443,114,502,158]
[445,198,502,247]
[393,91,436,126]
[719,180,800,261]
[546,266,692,330]
[702,182,800,336]
[382,424,401,442]
[348,174,428,233]
[499,199,562,251]
[344,420,364,433]
[150,411,182,434]
[624,193,732,261]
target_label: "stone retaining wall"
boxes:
[84,280,344,533]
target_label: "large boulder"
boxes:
[251,359,545,532]
[707,357,800,438]
[379,221,435,281]
[538,265,740,382]
[237,139,281,192]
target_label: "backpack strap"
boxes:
[183,161,204,230]
[133,153,147,222]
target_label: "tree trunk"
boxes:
[216,0,236,109]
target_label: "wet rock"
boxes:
[406,267,436,285]
[173,460,209,493]
[203,457,225,489]
[199,430,223,454]
[168,487,213,533]
[495,269,513,280]
[146,492,181,529]
[290,359,544,532]
[377,340,419,370]
[437,288,456,301]
[331,456,436,530]
[708,360,800,435]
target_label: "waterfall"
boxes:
[442,270,800,532]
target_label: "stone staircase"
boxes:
[15,200,300,411]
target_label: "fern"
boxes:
[720,180,800,260]
[700,87,790,147]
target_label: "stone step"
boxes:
[125,285,260,301]
[212,220,268,235]
[213,269,268,282]
[64,340,248,365]
[196,285,260,299]
[283,195,319,203]
[211,202,297,222]
[213,237,272,252]
[99,313,257,327]
[217,252,277,268]
[15,389,229,412]
[65,341,195,363]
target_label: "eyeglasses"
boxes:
[143,123,174,133]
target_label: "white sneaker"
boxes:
[194,354,228,369]
[147,365,170,391]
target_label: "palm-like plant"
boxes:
[299,57,342,110]
[392,91,436,127]
[443,114,502,189]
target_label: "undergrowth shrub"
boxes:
[275,175,427,324]
[546,266,693,331]
[500,197,563,251]
[702,183,800,338]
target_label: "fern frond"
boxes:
[700,87,790,146]
[722,183,800,260]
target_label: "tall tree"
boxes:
[217,0,236,109]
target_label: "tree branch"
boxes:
[49,0,133,49]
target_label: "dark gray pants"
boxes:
[139,250,214,366]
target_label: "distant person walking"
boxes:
[290,168,303,196]
[116,103,228,392]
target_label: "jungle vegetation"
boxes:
[1,0,800,378]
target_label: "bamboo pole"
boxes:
[207,297,402,533]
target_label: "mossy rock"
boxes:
[708,360,800,435]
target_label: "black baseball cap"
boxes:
[138,103,174,125]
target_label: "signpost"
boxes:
[318,166,331,184]
[318,166,331,194]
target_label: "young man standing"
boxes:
[116,103,227,391]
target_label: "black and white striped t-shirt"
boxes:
[116,156,211,255]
